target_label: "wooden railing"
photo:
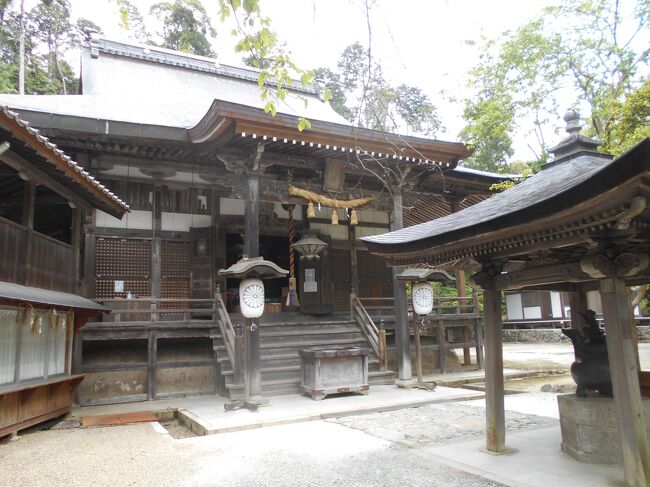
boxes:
[213,293,242,384]
[351,296,388,370]
[357,292,483,371]
[358,293,480,322]
[0,217,75,293]
[99,297,214,322]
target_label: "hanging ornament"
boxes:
[331,209,339,225]
[412,282,434,316]
[48,309,57,331]
[307,201,316,219]
[318,202,321,211]
[350,208,359,225]
[31,312,42,335]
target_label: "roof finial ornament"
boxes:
[564,108,581,136]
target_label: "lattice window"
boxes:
[161,241,189,278]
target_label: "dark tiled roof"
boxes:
[362,144,636,250]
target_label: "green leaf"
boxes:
[297,117,311,132]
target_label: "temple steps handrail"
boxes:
[351,296,387,369]
[213,294,237,372]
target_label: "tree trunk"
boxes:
[18,0,25,95]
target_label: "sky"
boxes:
[64,0,560,160]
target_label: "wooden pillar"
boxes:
[244,174,263,404]
[71,208,82,294]
[151,184,162,299]
[569,285,589,330]
[600,275,650,487]
[21,180,35,286]
[348,224,358,296]
[245,175,259,258]
[483,281,506,453]
[448,197,471,364]
[82,212,96,299]
[390,192,412,380]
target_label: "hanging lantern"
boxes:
[331,209,339,225]
[349,208,359,225]
[307,201,316,218]
[412,282,434,316]
[239,278,265,318]
[293,234,328,260]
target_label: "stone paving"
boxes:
[331,401,558,448]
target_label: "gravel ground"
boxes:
[0,419,504,487]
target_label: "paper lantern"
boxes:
[412,282,434,316]
[239,278,265,318]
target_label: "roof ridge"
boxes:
[89,36,319,97]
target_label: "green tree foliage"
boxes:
[115,0,149,43]
[0,0,79,94]
[218,0,322,130]
[461,0,650,171]
[315,42,442,135]
[150,0,216,56]
[602,79,650,155]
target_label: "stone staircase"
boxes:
[214,314,395,399]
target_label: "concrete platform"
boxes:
[74,385,484,435]
[426,425,625,487]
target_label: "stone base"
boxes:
[558,393,650,465]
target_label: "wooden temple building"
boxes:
[363,112,650,486]
[0,36,507,407]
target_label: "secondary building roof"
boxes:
[0,106,129,218]
[363,116,650,269]
[0,280,107,311]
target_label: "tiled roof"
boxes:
[363,150,617,247]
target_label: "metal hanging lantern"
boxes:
[412,282,434,316]
[239,278,265,318]
[292,234,328,260]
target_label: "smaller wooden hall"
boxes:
[0,106,129,438]
[363,112,650,487]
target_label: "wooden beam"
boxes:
[1,151,92,211]
[492,262,593,291]
[600,275,650,487]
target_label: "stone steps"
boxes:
[215,317,395,399]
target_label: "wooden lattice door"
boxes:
[94,237,151,299]
[330,248,351,312]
